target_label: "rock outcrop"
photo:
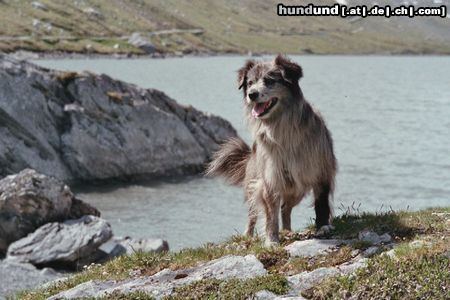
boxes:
[49,255,267,299]
[0,169,99,255]
[98,237,169,259]
[7,215,112,269]
[0,53,236,183]
[0,260,61,299]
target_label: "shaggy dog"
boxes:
[207,55,337,246]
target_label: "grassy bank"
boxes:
[1,0,450,56]
[18,207,449,300]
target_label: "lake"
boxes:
[34,56,450,250]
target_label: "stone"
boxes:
[49,255,266,299]
[358,231,391,245]
[255,290,307,300]
[379,233,392,243]
[362,246,379,257]
[0,260,62,299]
[381,249,397,259]
[0,169,72,255]
[31,1,48,11]
[284,239,347,257]
[98,237,169,260]
[0,54,237,183]
[288,267,340,292]
[409,239,432,249]
[0,169,98,255]
[116,237,169,254]
[69,197,100,219]
[128,32,156,54]
[83,7,103,18]
[7,215,112,269]
[287,258,368,294]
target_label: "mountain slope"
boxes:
[0,0,449,55]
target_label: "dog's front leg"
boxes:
[245,201,257,237]
[262,190,280,246]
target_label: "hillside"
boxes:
[18,207,450,299]
[0,0,449,55]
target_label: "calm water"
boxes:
[35,56,450,250]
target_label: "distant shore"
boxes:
[7,49,450,61]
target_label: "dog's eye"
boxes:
[264,78,275,85]
[247,80,254,86]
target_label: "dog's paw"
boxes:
[264,239,280,248]
[316,225,335,236]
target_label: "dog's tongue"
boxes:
[252,102,268,117]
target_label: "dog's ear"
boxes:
[274,54,303,84]
[237,60,255,90]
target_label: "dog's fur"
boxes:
[207,55,337,246]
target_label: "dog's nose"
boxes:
[248,91,259,101]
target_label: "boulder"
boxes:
[7,215,112,269]
[49,255,266,299]
[0,169,98,255]
[0,260,62,300]
[287,258,368,294]
[358,231,392,245]
[98,237,169,260]
[83,7,103,19]
[0,169,71,255]
[31,1,48,11]
[0,54,237,183]
[284,239,349,257]
[128,32,156,54]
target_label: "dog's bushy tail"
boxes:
[206,137,251,186]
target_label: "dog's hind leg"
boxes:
[313,182,332,229]
[281,202,293,231]
[281,193,304,231]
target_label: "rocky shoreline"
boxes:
[0,169,169,298]
[14,203,449,299]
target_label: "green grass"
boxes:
[18,207,450,300]
[316,206,450,240]
[308,238,450,299]
[166,274,289,300]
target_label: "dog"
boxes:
[207,55,337,246]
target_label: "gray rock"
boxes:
[49,255,266,299]
[31,1,48,11]
[362,246,379,257]
[7,215,112,269]
[83,7,103,18]
[337,258,368,274]
[0,260,62,299]
[98,237,169,260]
[284,239,347,257]
[69,197,100,219]
[288,267,340,292]
[381,248,397,259]
[117,237,169,254]
[255,290,279,300]
[358,231,392,245]
[0,54,236,183]
[128,32,156,54]
[287,258,368,294]
[0,169,98,255]
[409,239,432,249]
[255,290,307,300]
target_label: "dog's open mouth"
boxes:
[252,98,278,118]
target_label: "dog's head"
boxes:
[238,55,303,120]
